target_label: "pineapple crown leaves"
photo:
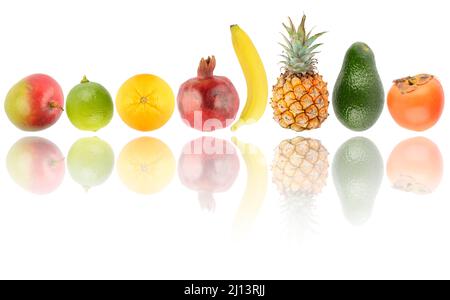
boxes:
[279,14,326,74]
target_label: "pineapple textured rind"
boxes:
[271,73,329,131]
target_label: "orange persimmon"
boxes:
[387,74,444,131]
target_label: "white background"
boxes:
[0,0,449,280]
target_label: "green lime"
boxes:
[66,76,113,131]
[67,137,114,190]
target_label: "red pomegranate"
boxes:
[177,56,240,132]
[178,137,240,211]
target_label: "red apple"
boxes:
[7,137,65,195]
[178,137,240,211]
[5,74,64,131]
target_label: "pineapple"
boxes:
[271,15,329,131]
[272,137,329,241]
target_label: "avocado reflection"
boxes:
[117,137,175,195]
[387,137,443,195]
[332,137,383,226]
[272,137,329,240]
[6,137,65,195]
[178,137,240,212]
[67,137,114,191]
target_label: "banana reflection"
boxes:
[6,137,65,195]
[273,137,329,241]
[178,137,240,212]
[232,138,268,238]
[67,137,114,191]
[118,137,175,195]
[333,137,383,226]
[387,137,443,195]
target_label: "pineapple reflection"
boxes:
[117,137,175,195]
[178,137,240,212]
[7,137,65,195]
[272,137,329,241]
[332,137,383,226]
[387,137,443,195]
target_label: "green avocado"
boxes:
[333,42,384,131]
[332,137,383,225]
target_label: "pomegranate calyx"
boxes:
[197,56,216,79]
[198,191,216,212]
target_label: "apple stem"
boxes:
[50,158,65,167]
[81,75,89,84]
[49,101,64,111]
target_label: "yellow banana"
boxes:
[231,137,268,238]
[230,25,268,131]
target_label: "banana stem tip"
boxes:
[231,119,245,132]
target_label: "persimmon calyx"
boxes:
[393,74,433,94]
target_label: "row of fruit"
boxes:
[5,135,442,200]
[272,15,444,132]
[2,25,257,133]
[3,15,445,133]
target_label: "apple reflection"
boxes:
[178,137,240,212]
[6,137,65,195]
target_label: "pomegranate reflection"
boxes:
[178,137,240,211]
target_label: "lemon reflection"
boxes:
[67,137,114,191]
[332,137,383,226]
[6,137,65,195]
[387,137,443,195]
[272,137,329,241]
[117,137,175,195]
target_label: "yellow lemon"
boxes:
[117,137,175,195]
[116,74,174,131]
